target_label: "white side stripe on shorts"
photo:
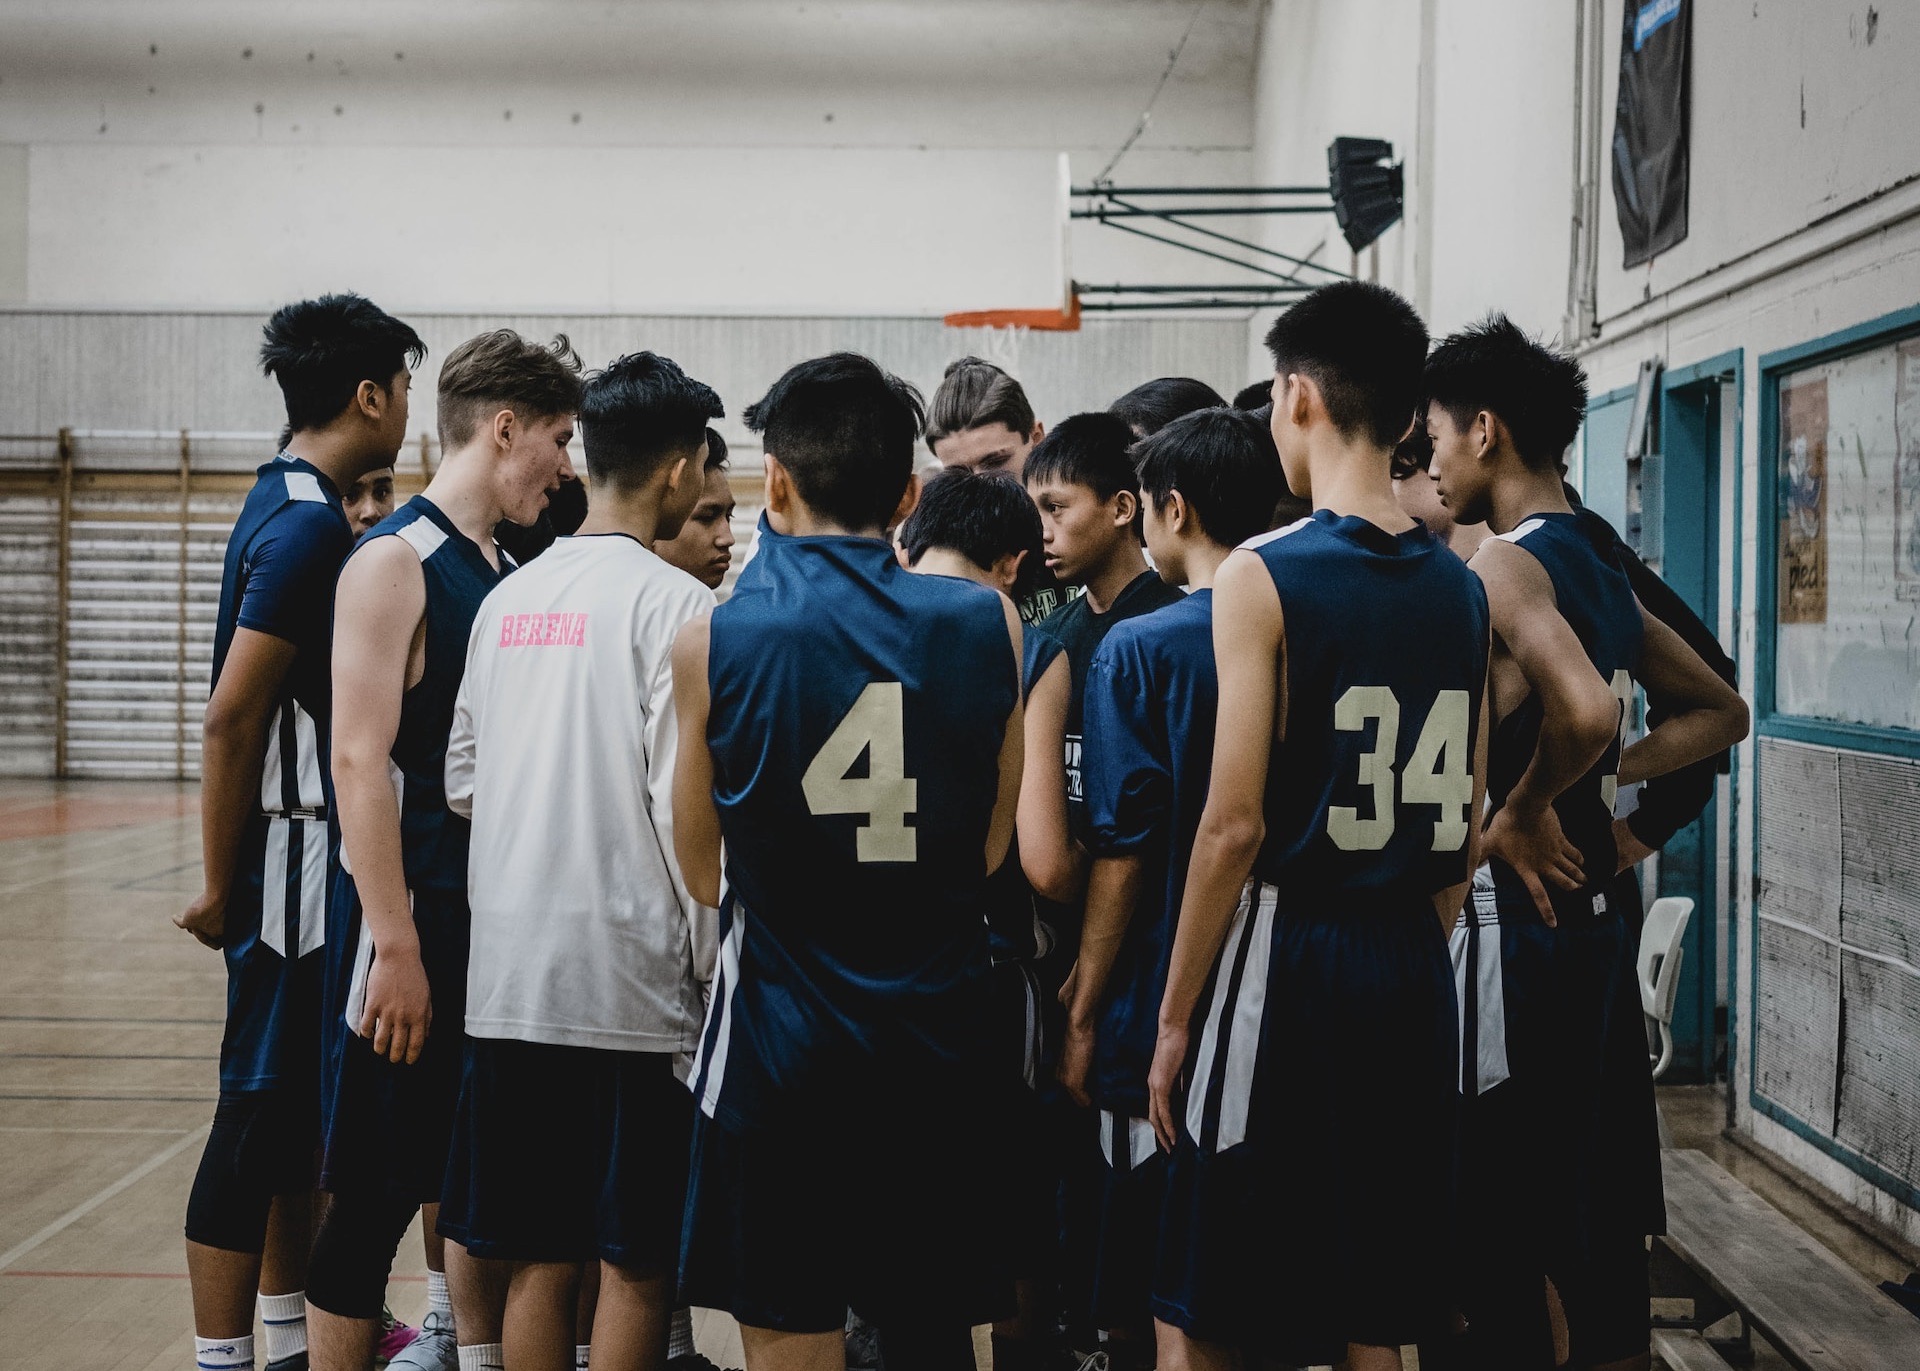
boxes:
[1098,1110,1158,1171]
[692,904,745,1120]
[1451,863,1511,1095]
[1186,879,1277,1153]
[259,815,326,959]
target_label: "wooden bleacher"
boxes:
[1655,1149,1920,1370]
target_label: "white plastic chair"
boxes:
[1638,895,1694,1081]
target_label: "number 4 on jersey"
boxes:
[1328,686,1473,852]
[802,681,919,863]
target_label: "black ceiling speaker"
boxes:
[1327,137,1404,252]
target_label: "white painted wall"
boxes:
[0,0,1262,314]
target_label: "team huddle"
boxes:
[177,282,1749,1371]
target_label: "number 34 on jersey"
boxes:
[1328,685,1474,853]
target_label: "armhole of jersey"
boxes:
[1237,514,1312,553]
[1490,516,1548,546]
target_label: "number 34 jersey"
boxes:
[690,531,1020,1131]
[1248,510,1490,902]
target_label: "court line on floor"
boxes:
[0,1125,196,1134]
[0,1124,209,1272]
[0,827,202,898]
[0,1016,224,1025]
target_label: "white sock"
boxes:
[426,1268,454,1321]
[667,1307,697,1360]
[575,1345,592,1370]
[195,1334,255,1371]
[258,1291,307,1363]
[455,1344,504,1371]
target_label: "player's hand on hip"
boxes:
[1482,804,1583,928]
[1147,1021,1189,1154]
[174,891,227,950]
[1612,817,1655,874]
[362,945,433,1065]
[1058,1018,1095,1108]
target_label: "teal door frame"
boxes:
[1654,350,1741,1081]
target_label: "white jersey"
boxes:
[448,533,715,1052]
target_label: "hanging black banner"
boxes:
[1611,0,1691,267]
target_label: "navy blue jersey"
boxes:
[209,452,354,1090]
[690,533,1020,1131]
[341,496,512,894]
[1485,511,1643,922]
[1248,511,1489,901]
[1040,571,1186,844]
[1083,589,1218,1117]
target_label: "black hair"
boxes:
[1422,313,1589,471]
[1109,377,1228,437]
[1022,411,1140,502]
[898,468,1045,599]
[1262,280,1428,448]
[925,356,1037,451]
[744,352,925,531]
[1133,407,1287,549]
[259,293,426,434]
[703,427,729,472]
[577,351,724,492]
[1232,380,1274,411]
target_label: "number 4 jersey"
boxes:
[690,529,1020,1132]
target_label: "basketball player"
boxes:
[178,294,423,1371]
[896,468,1075,1371]
[924,356,1068,624]
[1145,283,1489,1371]
[344,467,398,537]
[306,331,583,1371]
[1107,378,1226,439]
[1419,316,1748,1371]
[654,427,737,590]
[441,351,723,1371]
[673,353,1023,1371]
[1060,409,1282,1364]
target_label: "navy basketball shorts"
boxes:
[438,1038,691,1270]
[679,1075,1015,1334]
[1087,1110,1167,1332]
[1152,881,1458,1354]
[219,813,327,1095]
[318,885,470,1205]
[184,1087,320,1252]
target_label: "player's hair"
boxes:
[704,427,729,472]
[924,356,1036,451]
[1422,313,1589,472]
[259,293,425,434]
[1109,377,1227,437]
[744,352,925,531]
[1134,407,1287,549]
[897,468,1046,599]
[1262,281,1429,448]
[1022,410,1141,502]
[438,330,585,451]
[1232,380,1274,411]
[577,351,724,492]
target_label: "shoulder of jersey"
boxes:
[1237,514,1315,553]
[1490,516,1550,546]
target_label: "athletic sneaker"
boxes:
[375,1306,420,1367]
[263,1355,309,1371]
[385,1308,457,1371]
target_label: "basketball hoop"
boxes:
[942,295,1082,332]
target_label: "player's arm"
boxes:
[1017,654,1083,901]
[1062,641,1162,1104]
[177,629,297,948]
[1470,538,1620,922]
[1148,551,1278,1151]
[670,613,723,910]
[332,539,430,1065]
[985,595,1026,876]
[1616,601,1749,791]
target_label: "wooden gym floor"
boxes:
[0,778,746,1370]
[0,778,1911,1371]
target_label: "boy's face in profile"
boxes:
[343,467,396,534]
[656,464,737,591]
[1028,476,1126,586]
